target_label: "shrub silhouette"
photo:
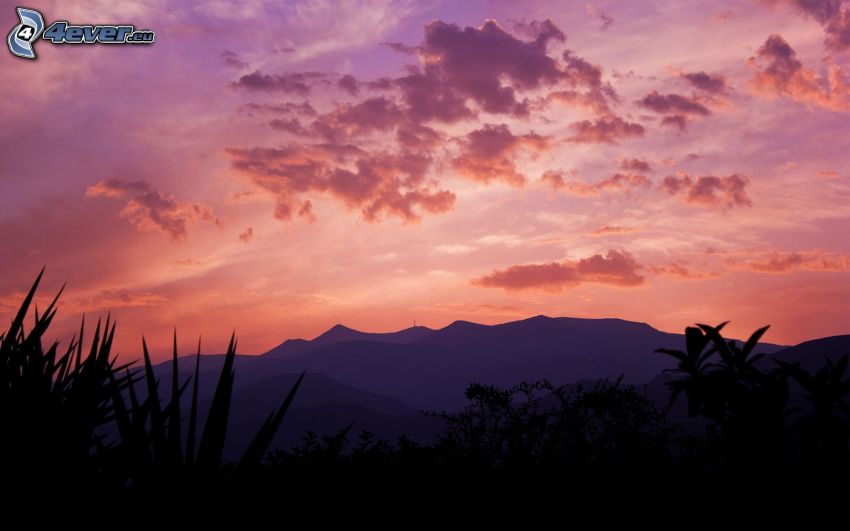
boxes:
[0,271,302,506]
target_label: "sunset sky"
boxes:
[1,0,848,360]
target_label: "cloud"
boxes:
[547,50,618,115]
[226,144,455,223]
[395,19,581,121]
[239,227,254,243]
[229,71,329,95]
[547,89,611,115]
[681,71,728,93]
[63,288,170,313]
[311,97,406,141]
[543,171,650,196]
[636,90,713,131]
[76,288,169,310]
[382,41,418,54]
[660,114,689,131]
[338,74,360,95]
[452,124,549,185]
[472,249,645,291]
[661,173,752,208]
[619,158,651,172]
[761,0,850,51]
[434,244,476,255]
[238,102,317,117]
[590,225,637,236]
[739,251,849,272]
[585,4,614,31]
[86,179,221,241]
[748,34,850,112]
[269,118,311,135]
[396,123,442,149]
[220,50,248,69]
[567,115,645,143]
[230,17,624,229]
[637,90,711,115]
[648,262,720,280]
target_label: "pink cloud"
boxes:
[590,225,638,236]
[86,179,221,241]
[472,250,645,291]
[619,158,652,172]
[740,251,849,272]
[226,144,455,222]
[567,115,645,143]
[661,173,752,208]
[453,124,549,185]
[748,34,850,112]
[311,96,406,141]
[585,4,615,31]
[542,171,650,196]
[238,227,254,243]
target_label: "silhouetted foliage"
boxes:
[1,271,302,509]
[1,271,847,525]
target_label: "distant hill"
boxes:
[236,315,786,410]
[769,335,850,371]
[148,316,847,451]
[264,324,434,359]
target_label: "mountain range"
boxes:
[153,315,848,456]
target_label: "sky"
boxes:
[1,0,848,360]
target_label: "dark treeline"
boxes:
[1,272,847,525]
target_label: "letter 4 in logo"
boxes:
[7,7,44,59]
[7,6,155,60]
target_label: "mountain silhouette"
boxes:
[769,335,850,372]
[237,315,787,409]
[264,324,434,359]
[149,316,849,451]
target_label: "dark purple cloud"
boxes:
[269,118,311,136]
[338,74,360,95]
[396,19,570,120]
[230,71,328,95]
[238,102,317,116]
[681,71,727,93]
[637,91,711,115]
[762,0,850,51]
[220,50,247,69]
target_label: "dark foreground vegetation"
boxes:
[2,271,847,525]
